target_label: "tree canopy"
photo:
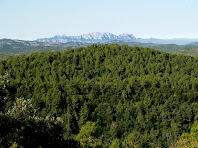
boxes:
[1,44,198,147]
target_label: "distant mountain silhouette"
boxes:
[36,32,136,43]
[36,32,198,45]
[187,42,198,45]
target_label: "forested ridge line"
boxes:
[1,44,198,147]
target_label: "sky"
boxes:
[0,0,198,40]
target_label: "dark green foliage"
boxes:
[0,113,79,148]
[1,44,198,147]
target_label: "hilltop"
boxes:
[1,44,198,147]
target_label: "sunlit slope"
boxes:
[1,44,198,147]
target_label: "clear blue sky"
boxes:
[0,0,198,40]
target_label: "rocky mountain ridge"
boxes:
[36,32,136,43]
[36,32,198,45]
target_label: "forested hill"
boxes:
[1,44,198,147]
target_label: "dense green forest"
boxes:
[1,44,198,147]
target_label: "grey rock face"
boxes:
[36,32,198,45]
[36,32,136,43]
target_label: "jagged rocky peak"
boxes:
[81,32,117,40]
[118,33,136,39]
[36,32,137,43]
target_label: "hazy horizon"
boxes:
[1,0,198,40]
[2,32,198,42]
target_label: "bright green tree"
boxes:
[109,138,122,148]
[76,121,99,147]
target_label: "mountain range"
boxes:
[0,39,89,53]
[0,39,89,60]
[36,32,136,43]
[2,38,198,54]
[2,38,198,61]
[36,32,198,45]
